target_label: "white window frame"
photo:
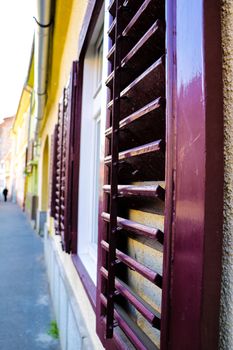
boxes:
[77,4,108,284]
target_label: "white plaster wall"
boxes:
[44,227,104,350]
[220,1,233,348]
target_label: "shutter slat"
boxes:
[108,0,165,65]
[105,97,165,151]
[122,0,164,40]
[108,0,145,39]
[107,57,165,118]
[101,212,164,242]
[105,139,164,165]
[123,0,154,37]
[100,294,159,350]
[108,0,116,16]
[108,18,116,40]
[105,97,165,137]
[101,240,162,287]
[122,20,164,71]
[106,20,164,90]
[97,0,166,346]
[107,43,115,63]
[101,267,161,328]
[108,17,164,73]
[103,184,165,200]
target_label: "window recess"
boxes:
[97,0,166,349]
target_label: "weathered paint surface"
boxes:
[220,1,233,348]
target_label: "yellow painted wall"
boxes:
[35,3,105,347]
[41,136,49,210]
[38,0,88,217]
[11,89,31,207]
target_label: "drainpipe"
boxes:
[33,0,53,141]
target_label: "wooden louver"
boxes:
[50,124,58,218]
[51,87,69,248]
[97,0,166,349]
[53,90,68,246]
[50,62,79,253]
[63,61,80,254]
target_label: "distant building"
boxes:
[11,50,34,210]
[0,116,15,199]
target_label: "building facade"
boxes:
[11,57,34,210]
[0,116,14,200]
[12,0,233,349]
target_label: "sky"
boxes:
[0,0,34,121]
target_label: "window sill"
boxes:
[79,251,97,284]
[72,254,96,311]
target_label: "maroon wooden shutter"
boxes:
[48,134,54,211]
[63,61,79,253]
[54,101,64,235]
[160,1,224,349]
[68,60,82,255]
[53,87,69,247]
[59,87,69,248]
[50,124,59,217]
[51,61,80,253]
[97,0,166,349]
[25,147,28,169]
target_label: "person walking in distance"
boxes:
[2,188,8,202]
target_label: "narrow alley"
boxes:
[0,1,231,349]
[0,202,60,350]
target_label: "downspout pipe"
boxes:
[34,0,53,141]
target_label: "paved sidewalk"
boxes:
[0,202,60,350]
